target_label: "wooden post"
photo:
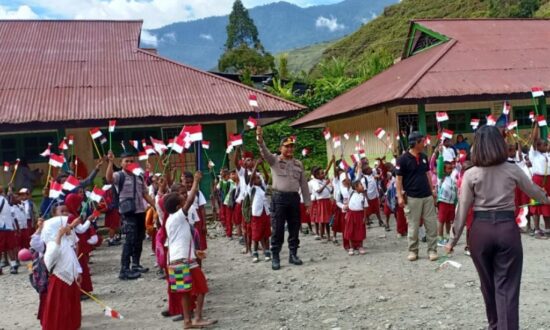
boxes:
[418,103,427,135]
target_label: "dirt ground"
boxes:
[1,219,550,330]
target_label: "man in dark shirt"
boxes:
[396,131,438,262]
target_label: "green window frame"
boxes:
[94,127,162,157]
[513,106,535,129]
[426,109,491,135]
[0,131,59,164]
[406,23,449,58]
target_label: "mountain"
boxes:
[277,40,336,74]
[145,0,398,70]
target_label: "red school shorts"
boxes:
[0,230,17,253]
[529,174,550,217]
[190,267,209,296]
[437,202,456,224]
[232,203,243,226]
[251,212,271,241]
[365,197,380,216]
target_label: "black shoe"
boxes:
[119,270,141,280]
[108,240,121,247]
[132,265,149,273]
[10,266,18,274]
[289,254,303,266]
[172,315,184,322]
[271,255,280,271]
[161,310,171,318]
[80,294,90,301]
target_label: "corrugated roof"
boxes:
[0,20,305,128]
[293,19,550,127]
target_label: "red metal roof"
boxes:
[0,20,305,129]
[293,19,550,127]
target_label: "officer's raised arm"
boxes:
[256,126,276,166]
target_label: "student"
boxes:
[343,180,368,255]
[307,174,318,237]
[311,166,333,241]
[335,173,352,250]
[216,169,230,232]
[436,160,458,246]
[164,172,215,329]
[383,172,397,232]
[248,160,271,263]
[18,188,36,246]
[0,187,18,274]
[11,192,28,254]
[183,172,208,252]
[97,180,121,247]
[361,166,384,227]
[528,137,550,239]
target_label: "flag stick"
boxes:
[197,142,202,171]
[8,161,19,186]
[220,153,227,170]
[162,149,174,175]
[109,131,112,153]
[80,289,108,309]
[42,197,58,217]
[100,143,106,158]
[75,157,79,179]
[44,164,52,189]
[154,155,162,174]
[91,138,102,159]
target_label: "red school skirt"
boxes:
[332,207,345,233]
[344,210,366,242]
[315,198,332,224]
[529,175,550,216]
[365,197,380,217]
[42,275,81,330]
[104,210,121,230]
[310,200,318,222]
[0,230,17,253]
[251,211,271,241]
[300,203,311,224]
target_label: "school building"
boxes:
[292,19,550,160]
[0,20,305,193]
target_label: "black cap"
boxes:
[120,151,136,158]
[408,131,425,145]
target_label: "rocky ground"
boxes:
[1,220,550,330]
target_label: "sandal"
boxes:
[359,248,366,255]
[348,249,354,256]
[314,235,321,241]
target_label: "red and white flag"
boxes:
[40,143,52,157]
[144,145,156,156]
[322,128,331,141]
[486,115,497,126]
[230,134,243,147]
[68,135,74,146]
[108,120,116,133]
[425,134,432,146]
[502,101,511,115]
[104,307,124,320]
[516,205,528,228]
[359,149,366,159]
[355,133,360,142]
[183,132,193,150]
[529,111,535,122]
[350,153,361,164]
[138,152,148,161]
[249,94,258,107]
[49,154,65,168]
[180,125,203,142]
[226,141,234,154]
[442,129,454,140]
[89,128,102,140]
[208,160,215,168]
[127,163,144,176]
[129,140,139,150]
[507,120,518,130]
[436,112,449,122]
[171,135,185,154]
[89,187,106,203]
[354,143,361,151]
[374,128,385,139]
[470,118,480,128]
[99,136,107,145]
[201,141,210,150]
[531,87,545,98]
[141,139,147,148]
[343,133,350,140]
[49,182,63,199]
[62,176,80,191]
[246,117,257,129]
[333,136,341,149]
[301,148,310,157]
[58,139,68,151]
[338,159,350,171]
[150,137,167,155]
[361,138,366,146]
[3,162,9,172]
[538,115,547,127]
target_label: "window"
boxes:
[94,127,163,158]
[0,137,17,163]
[406,23,449,57]
[428,109,490,134]
[513,106,535,129]
[397,114,419,136]
[0,131,58,164]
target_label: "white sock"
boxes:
[9,260,17,267]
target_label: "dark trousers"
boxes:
[120,212,146,271]
[270,191,301,256]
[470,218,522,330]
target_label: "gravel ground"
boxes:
[1,220,550,330]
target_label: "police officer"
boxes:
[256,126,311,270]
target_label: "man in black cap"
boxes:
[106,150,156,280]
[257,126,311,270]
[395,131,438,262]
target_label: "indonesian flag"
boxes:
[470,118,480,128]
[49,154,65,168]
[458,150,467,162]
[350,153,361,164]
[208,160,215,168]
[127,163,144,176]
[150,137,167,155]
[333,136,341,149]
[180,125,203,142]
[395,133,400,141]
[91,209,101,219]
[436,112,449,122]
[104,307,124,320]
[171,135,185,154]
[138,151,148,161]
[361,138,366,146]
[355,133,360,142]
[529,112,535,122]
[183,132,193,149]
[58,139,68,151]
[68,135,74,146]
[374,128,385,139]
[322,128,331,141]
[230,134,243,147]
[354,143,361,151]
[108,120,116,133]
[40,143,52,157]
[129,140,139,150]
[359,149,366,159]
[249,94,258,107]
[102,184,112,192]
[502,101,511,115]
[3,162,9,172]
[486,115,497,126]
[226,141,234,154]
[507,120,518,130]
[538,115,547,127]
[339,159,350,171]
[201,141,210,150]
[167,138,174,149]
[343,133,350,140]
[144,145,156,156]
[120,141,126,151]
[516,206,528,228]
[531,87,545,98]
[301,148,310,157]
[62,176,80,191]
[246,116,257,129]
[89,187,106,203]
[441,129,454,140]
[99,136,107,145]
[89,128,102,140]
[49,182,63,199]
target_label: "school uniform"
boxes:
[334,186,351,234]
[307,178,317,222]
[437,171,458,224]
[222,180,236,237]
[191,190,208,251]
[12,204,28,248]
[513,157,532,214]
[0,196,17,253]
[22,199,36,244]
[343,192,367,249]
[250,184,271,242]
[100,189,121,231]
[362,174,380,217]
[528,147,550,216]
[312,179,333,224]
[299,189,311,224]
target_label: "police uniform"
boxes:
[259,136,311,270]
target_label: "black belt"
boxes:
[473,210,515,222]
[272,191,299,196]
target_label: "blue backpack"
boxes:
[29,249,49,294]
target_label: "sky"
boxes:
[0,0,344,29]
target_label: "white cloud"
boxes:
[140,30,158,46]
[0,5,40,19]
[199,33,213,41]
[160,32,176,43]
[315,16,344,32]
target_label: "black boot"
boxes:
[289,253,303,265]
[119,269,141,280]
[271,254,280,271]
[132,264,150,273]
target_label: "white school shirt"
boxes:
[528,146,550,175]
[336,186,352,210]
[308,179,317,202]
[155,194,165,225]
[0,196,15,230]
[250,185,270,217]
[22,200,34,220]
[442,146,457,162]
[12,204,27,229]
[361,174,378,200]
[166,208,196,263]
[332,177,341,200]
[437,170,459,204]
[312,179,332,200]
[348,192,367,211]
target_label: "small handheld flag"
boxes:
[104,307,124,320]
[374,128,385,139]
[58,139,68,151]
[470,118,480,129]
[516,206,528,228]
[138,152,148,161]
[150,137,167,155]
[537,115,547,127]
[436,112,449,122]
[246,117,257,129]
[62,176,80,191]
[89,128,103,140]
[441,129,454,140]
[171,136,185,154]
[301,148,310,157]
[531,87,545,98]
[359,149,366,159]
[343,133,350,140]
[49,182,64,199]
[502,101,511,115]
[49,154,65,168]
[338,159,350,171]
[322,128,331,141]
[486,115,497,126]
[3,162,9,172]
[40,143,52,157]
[226,141,234,154]
[144,145,156,156]
[180,125,203,142]
[229,134,243,147]
[529,112,535,122]
[333,136,341,149]
[68,135,74,146]
[129,140,139,151]
[350,153,361,164]
[249,94,258,107]
[507,120,518,131]
[126,163,144,176]
[201,141,210,150]
[108,120,116,133]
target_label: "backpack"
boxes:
[111,171,126,210]
[29,250,49,294]
[241,186,256,224]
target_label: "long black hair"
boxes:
[471,126,507,167]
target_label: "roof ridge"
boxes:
[0,19,143,23]
[135,48,306,110]
[413,18,550,22]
